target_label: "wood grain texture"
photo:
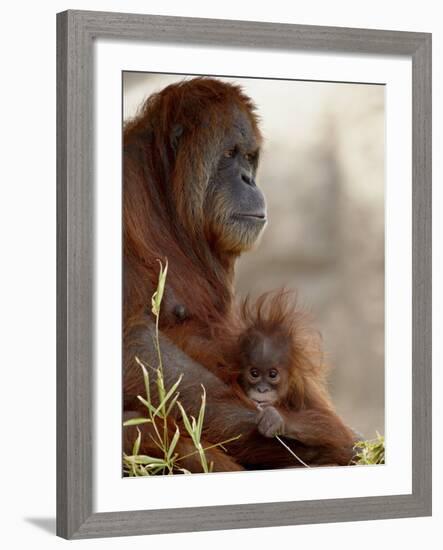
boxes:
[57,10,93,538]
[68,9,428,54]
[56,10,432,539]
[56,11,68,537]
[411,35,432,511]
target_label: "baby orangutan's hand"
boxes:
[257,406,285,438]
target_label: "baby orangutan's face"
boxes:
[240,364,288,406]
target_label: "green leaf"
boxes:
[123,418,151,427]
[149,465,167,476]
[353,433,385,465]
[151,259,168,316]
[167,426,181,461]
[156,368,166,405]
[137,395,158,416]
[153,374,183,417]
[196,385,206,440]
[132,428,141,456]
[197,443,209,473]
[176,401,194,439]
[135,355,155,373]
[135,357,152,403]
[126,455,168,465]
[165,392,180,417]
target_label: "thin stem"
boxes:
[275,436,311,468]
[177,435,242,463]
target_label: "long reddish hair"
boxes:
[123,78,262,330]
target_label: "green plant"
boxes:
[353,432,385,465]
[123,260,384,474]
[123,259,240,476]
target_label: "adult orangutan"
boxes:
[123,77,356,471]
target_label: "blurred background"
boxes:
[124,73,385,439]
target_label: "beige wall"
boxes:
[124,73,385,438]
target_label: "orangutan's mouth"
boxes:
[236,213,266,220]
[252,399,275,408]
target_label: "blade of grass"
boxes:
[153,374,183,417]
[196,385,206,440]
[165,392,180,417]
[176,401,194,438]
[167,426,181,461]
[137,395,158,417]
[151,259,168,317]
[123,417,152,426]
[132,428,141,456]
[177,434,242,463]
[126,455,168,465]
[156,368,166,405]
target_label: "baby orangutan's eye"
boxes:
[268,369,278,379]
[250,368,259,378]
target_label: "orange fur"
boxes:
[123,78,356,470]
[221,290,328,409]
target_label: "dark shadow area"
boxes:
[24,517,56,535]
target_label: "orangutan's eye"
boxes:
[250,368,259,378]
[223,147,236,158]
[268,369,278,379]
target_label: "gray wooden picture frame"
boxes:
[56,9,432,539]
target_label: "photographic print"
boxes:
[122,73,385,476]
[56,11,432,537]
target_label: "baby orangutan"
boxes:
[225,291,356,454]
[236,323,295,438]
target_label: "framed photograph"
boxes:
[57,10,432,539]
